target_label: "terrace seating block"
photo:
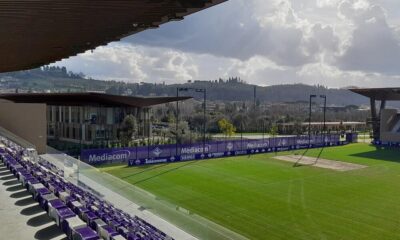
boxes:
[69,200,83,212]
[29,183,45,195]
[116,226,129,237]
[59,191,70,202]
[48,199,67,219]
[25,178,40,189]
[39,193,58,211]
[35,187,51,202]
[110,235,126,240]
[19,173,34,186]
[98,225,119,240]
[91,218,107,233]
[76,206,90,218]
[54,207,76,226]
[72,227,100,240]
[62,216,87,238]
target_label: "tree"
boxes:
[292,121,303,136]
[218,118,236,138]
[233,113,249,132]
[119,115,137,146]
[269,125,278,137]
[187,113,205,131]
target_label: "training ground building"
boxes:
[0,92,190,153]
[351,88,400,144]
[277,121,366,135]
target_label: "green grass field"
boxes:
[98,144,400,240]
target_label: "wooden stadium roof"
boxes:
[0,0,226,73]
[0,92,192,108]
[350,88,400,101]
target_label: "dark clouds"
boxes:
[56,0,400,87]
[124,0,322,67]
[337,1,400,75]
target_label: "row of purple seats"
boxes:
[0,141,172,240]
[1,147,102,240]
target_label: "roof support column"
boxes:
[379,100,386,116]
[370,98,380,141]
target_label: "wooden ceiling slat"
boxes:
[0,0,226,73]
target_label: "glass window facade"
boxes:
[47,105,150,145]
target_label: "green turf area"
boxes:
[98,144,400,240]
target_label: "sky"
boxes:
[55,0,400,88]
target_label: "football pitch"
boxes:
[98,144,400,240]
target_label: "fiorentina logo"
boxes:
[226,142,234,151]
[152,147,163,157]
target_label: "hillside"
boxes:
[140,81,369,106]
[0,67,370,106]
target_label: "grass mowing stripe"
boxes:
[100,143,400,240]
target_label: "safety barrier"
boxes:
[80,134,355,166]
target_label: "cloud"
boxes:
[57,44,198,83]
[54,0,400,88]
[336,0,400,75]
[125,0,341,67]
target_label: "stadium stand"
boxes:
[0,138,172,240]
[350,88,400,143]
[390,116,400,133]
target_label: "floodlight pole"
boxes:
[309,95,317,147]
[202,89,207,154]
[147,109,150,159]
[193,88,207,154]
[320,95,327,145]
[262,120,265,142]
[176,88,179,156]
[178,87,207,154]
[241,122,243,150]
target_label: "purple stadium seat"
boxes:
[48,199,67,221]
[25,178,40,189]
[54,207,76,227]
[82,211,99,226]
[76,206,90,218]
[62,216,87,238]
[35,187,51,202]
[110,234,126,240]
[91,218,107,233]
[116,226,129,238]
[59,191,71,203]
[39,193,58,211]
[0,139,173,240]
[72,227,100,240]
[98,225,119,240]
[19,173,34,186]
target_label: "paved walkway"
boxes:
[0,163,67,240]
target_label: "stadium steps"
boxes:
[0,163,67,240]
[0,144,173,240]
